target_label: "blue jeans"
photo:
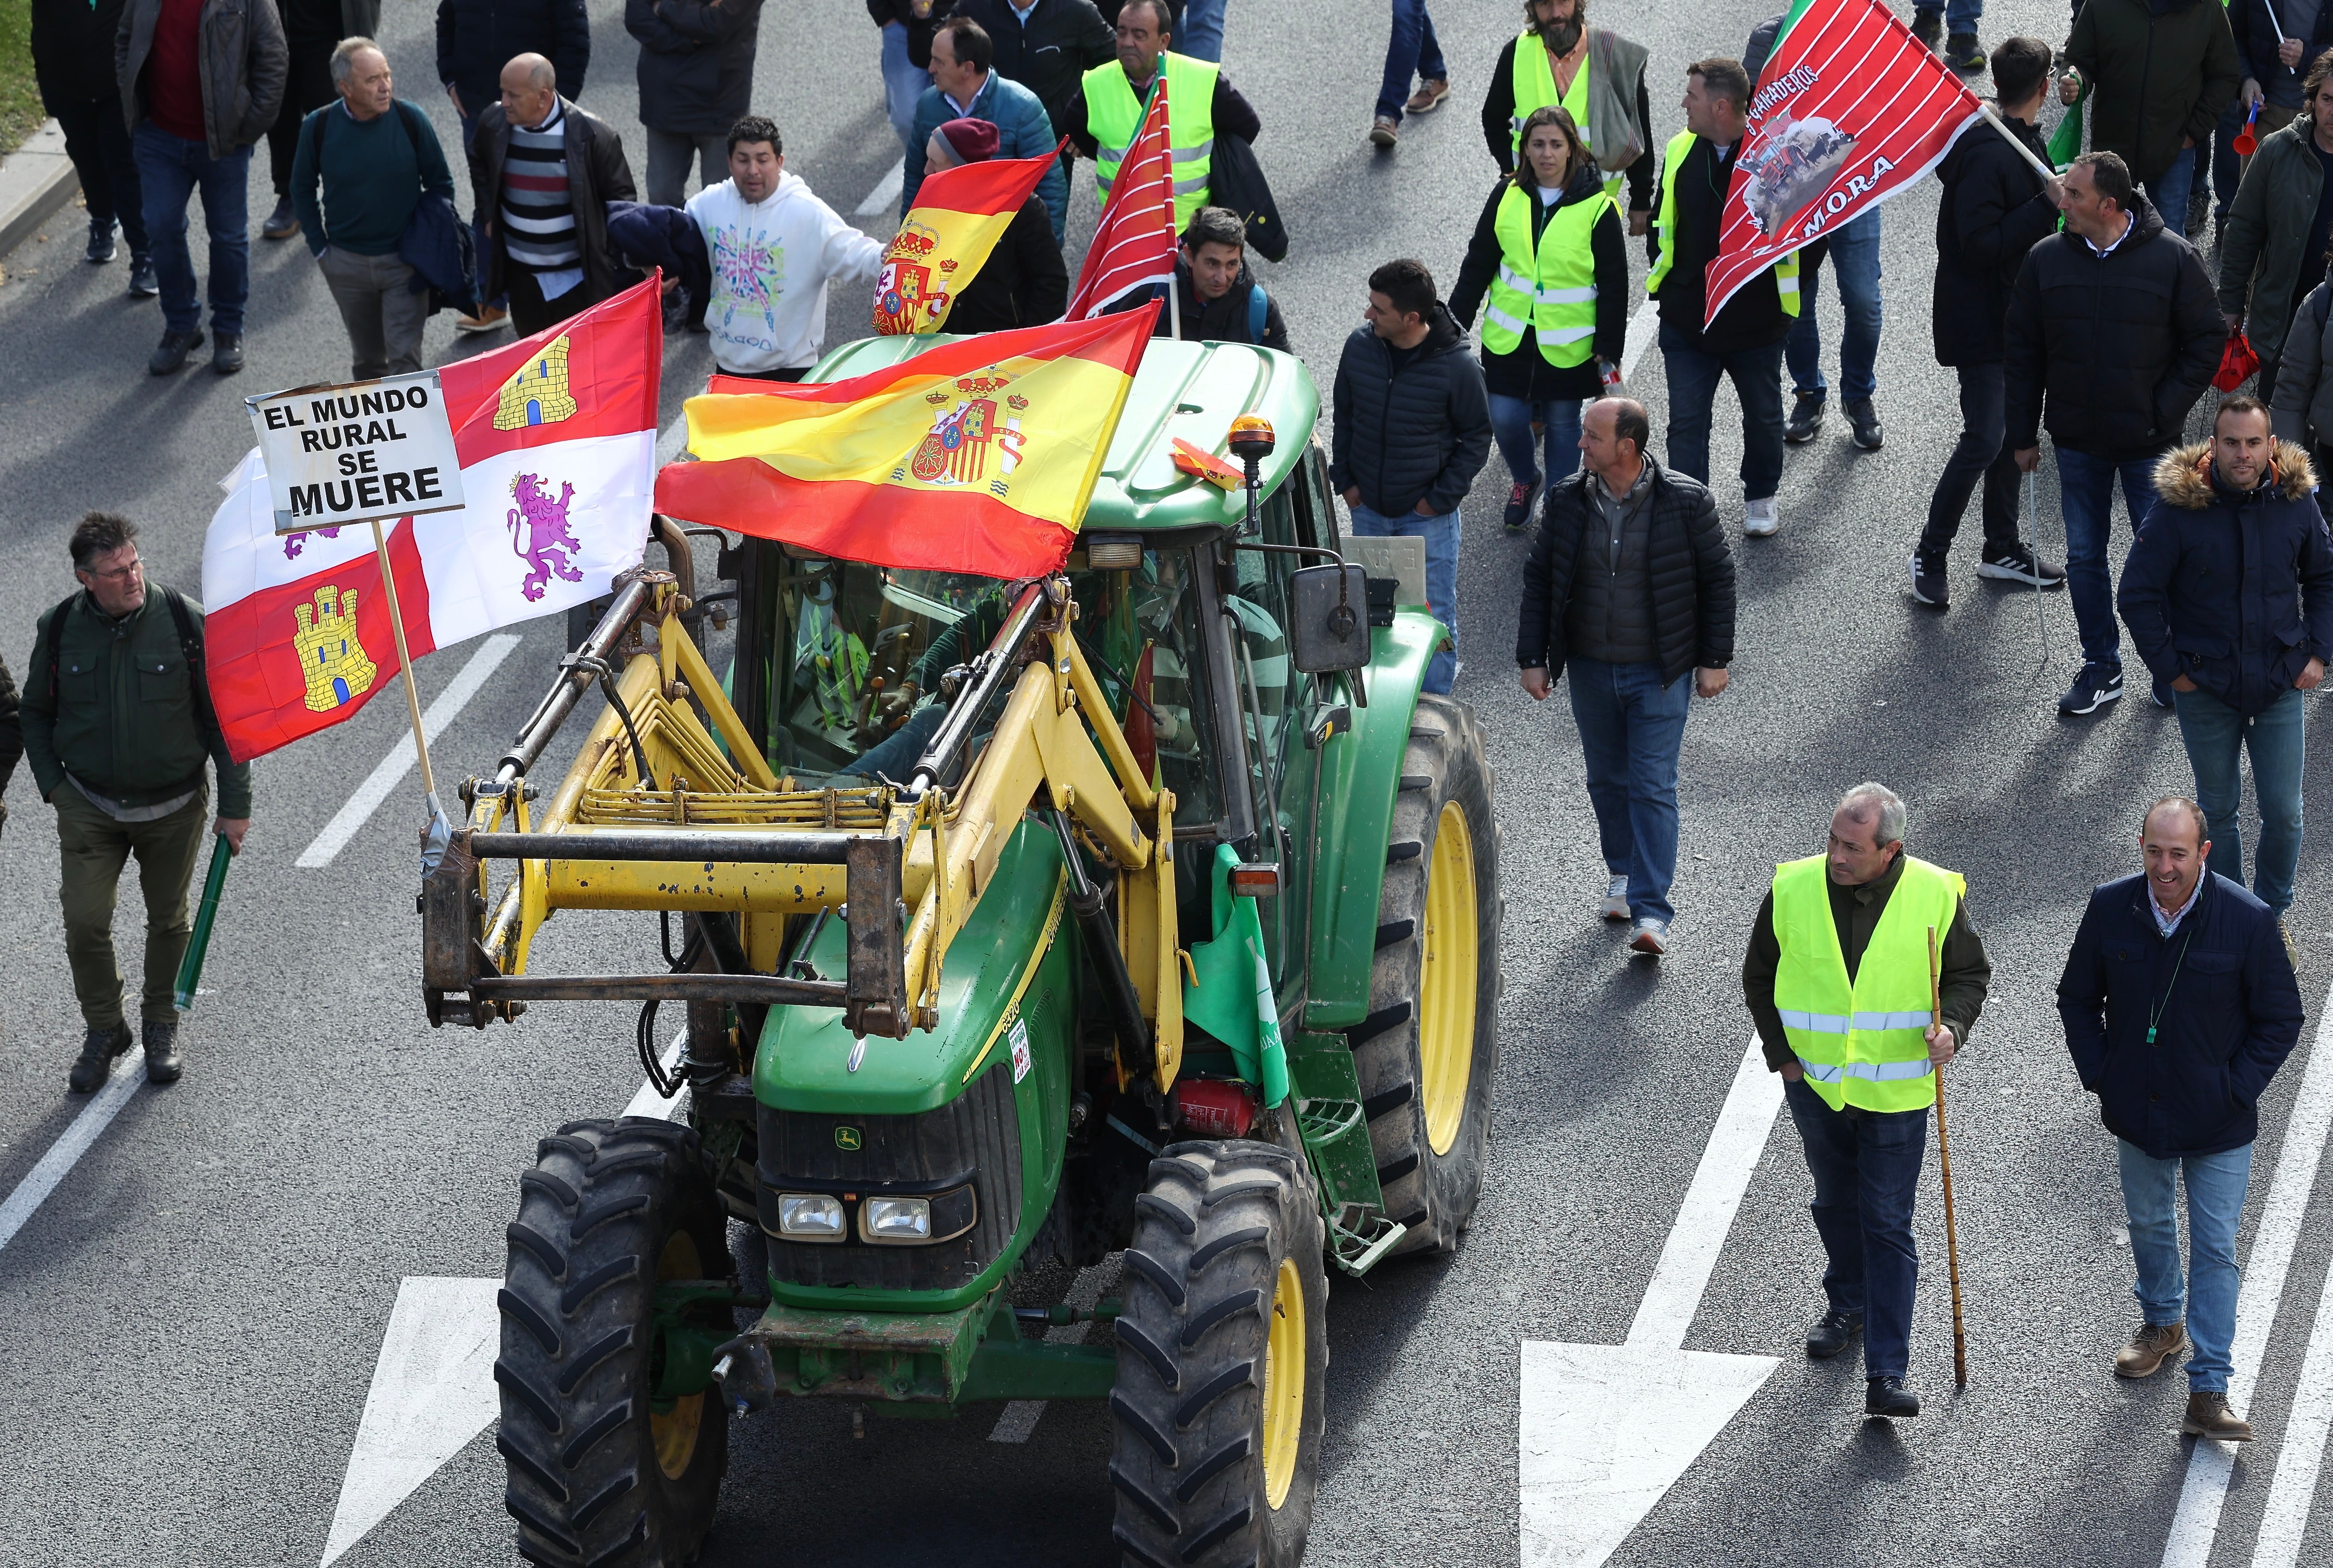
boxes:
[2118,1138,2253,1392]
[1178,0,1225,62]
[1565,655,1690,924]
[1348,502,1459,693]
[132,123,250,335]
[2148,148,2197,240]
[1659,325,1785,502]
[2053,444,2160,675]
[1785,208,1882,403]
[1488,393,1581,491]
[1785,1077,1929,1380]
[1917,0,1983,30]
[2174,684,2307,915]
[879,22,929,155]
[1375,0,1446,120]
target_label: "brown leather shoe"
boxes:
[2180,1390,2254,1441]
[2115,1320,2188,1378]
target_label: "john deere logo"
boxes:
[834,1127,863,1151]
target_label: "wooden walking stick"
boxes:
[1929,924,1970,1389]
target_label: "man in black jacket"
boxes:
[1329,258,1491,696]
[958,0,1114,161]
[2057,796,2303,1443]
[31,0,151,288]
[2120,398,2333,928]
[469,54,638,334]
[628,0,763,208]
[437,0,592,333]
[1517,396,1732,956]
[2006,151,2225,716]
[1104,205,1288,349]
[1912,36,2067,609]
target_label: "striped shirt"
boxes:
[499,100,580,271]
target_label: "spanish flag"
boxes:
[874,148,1059,336]
[656,303,1158,579]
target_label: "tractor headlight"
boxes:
[860,1196,933,1243]
[776,1193,845,1240]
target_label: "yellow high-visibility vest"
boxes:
[1084,53,1219,229]
[1771,853,1964,1114]
[1508,32,1623,204]
[1645,129,1800,317]
[1480,183,1610,366]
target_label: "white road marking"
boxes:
[855,158,905,218]
[319,1031,693,1564]
[1620,298,1661,383]
[1520,1034,1783,1568]
[2252,1248,2333,1568]
[293,634,524,868]
[2160,988,2333,1568]
[990,1259,1116,1443]
[318,1277,503,1568]
[0,1050,145,1254]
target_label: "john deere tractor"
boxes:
[419,336,1501,1567]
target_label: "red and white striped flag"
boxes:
[1705,0,1986,325]
[1067,79,1177,320]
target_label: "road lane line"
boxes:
[2252,1248,2333,1568]
[622,1031,692,1121]
[293,633,524,868]
[1620,298,1661,383]
[989,1260,1115,1443]
[2160,986,2333,1568]
[0,1050,146,1254]
[855,158,905,218]
[1626,1034,1785,1349]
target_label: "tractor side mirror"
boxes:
[1287,562,1369,674]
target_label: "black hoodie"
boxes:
[1328,303,1494,518]
[1931,109,2059,366]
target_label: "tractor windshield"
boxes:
[759,547,1222,828]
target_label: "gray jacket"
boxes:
[116,0,287,158]
[2272,281,2333,450]
[2220,117,2324,369]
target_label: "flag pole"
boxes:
[1978,101,2063,184]
[369,518,440,811]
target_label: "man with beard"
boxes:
[1061,0,1257,228]
[1475,0,1652,234]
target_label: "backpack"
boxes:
[44,585,220,746]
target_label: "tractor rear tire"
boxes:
[1352,694,1501,1256]
[495,1117,730,1568]
[1108,1141,1329,1568]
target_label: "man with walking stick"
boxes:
[2056,796,2301,1441]
[1742,782,1991,1418]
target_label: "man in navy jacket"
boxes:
[2057,796,2303,1442]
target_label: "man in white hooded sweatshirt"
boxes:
[686,115,885,379]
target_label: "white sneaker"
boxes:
[1744,497,1780,537]
[1628,916,1670,956]
[1599,875,1630,921]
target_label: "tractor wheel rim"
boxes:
[1261,1256,1305,1509]
[1419,800,1478,1156]
[652,1230,704,1481]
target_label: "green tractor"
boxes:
[420,336,1502,1566]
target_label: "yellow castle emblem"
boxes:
[493,334,578,430]
[293,586,380,712]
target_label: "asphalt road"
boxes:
[3,0,2332,1565]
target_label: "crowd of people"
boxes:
[11,0,2333,1433]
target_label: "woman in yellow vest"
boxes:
[1448,105,1628,533]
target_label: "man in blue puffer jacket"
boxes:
[2119,395,2333,933]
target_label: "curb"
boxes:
[0,120,84,262]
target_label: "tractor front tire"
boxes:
[496,1116,730,1568]
[1353,694,1502,1255]
[1108,1141,1329,1568]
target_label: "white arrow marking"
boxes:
[2160,982,2333,1568]
[318,1033,692,1565]
[1520,1034,1783,1568]
[319,1277,504,1567]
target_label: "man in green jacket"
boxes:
[21,513,252,1091]
[2221,60,2333,403]
[2059,0,2242,240]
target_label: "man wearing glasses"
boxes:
[22,513,251,1091]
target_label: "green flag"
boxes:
[2046,82,2088,171]
[1180,843,1290,1108]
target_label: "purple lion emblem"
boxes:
[507,472,585,602]
[283,525,342,560]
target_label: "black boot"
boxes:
[1807,1308,1864,1359]
[1866,1376,1920,1418]
[1911,7,1943,49]
[68,1022,134,1093]
[143,1019,183,1085]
